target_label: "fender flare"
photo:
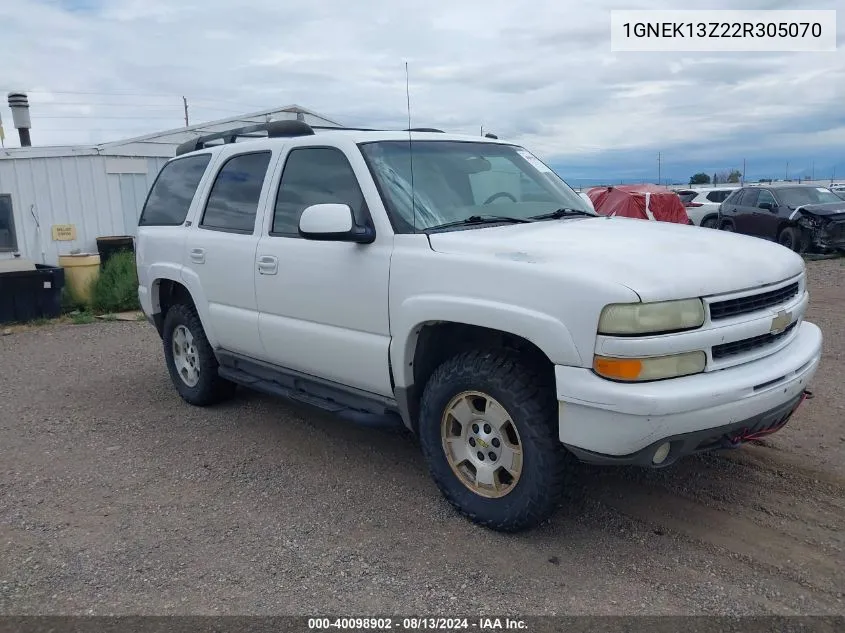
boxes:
[148,263,219,349]
[390,294,583,389]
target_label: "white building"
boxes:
[0,105,342,265]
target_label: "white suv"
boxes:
[674,187,738,227]
[136,121,822,531]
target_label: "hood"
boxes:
[427,216,804,302]
[795,201,845,218]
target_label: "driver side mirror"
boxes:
[758,202,775,211]
[298,204,375,244]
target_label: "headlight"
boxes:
[598,299,705,335]
[593,351,706,382]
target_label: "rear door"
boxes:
[182,149,275,359]
[732,188,759,234]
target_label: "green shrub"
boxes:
[90,251,140,313]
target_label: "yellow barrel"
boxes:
[58,254,101,305]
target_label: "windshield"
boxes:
[777,187,843,207]
[358,140,594,232]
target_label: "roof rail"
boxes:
[405,127,444,133]
[174,121,451,156]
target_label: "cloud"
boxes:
[2,0,843,181]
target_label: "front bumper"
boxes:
[555,320,822,467]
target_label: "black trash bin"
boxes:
[0,264,66,324]
[96,235,135,269]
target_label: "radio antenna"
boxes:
[405,61,417,232]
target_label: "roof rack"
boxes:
[174,120,383,156]
[173,121,461,156]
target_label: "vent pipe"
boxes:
[8,92,32,147]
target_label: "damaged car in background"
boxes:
[717,184,845,254]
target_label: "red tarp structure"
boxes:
[587,184,690,225]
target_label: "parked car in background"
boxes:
[587,184,690,224]
[673,187,738,228]
[718,184,845,253]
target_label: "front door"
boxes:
[254,145,393,397]
[183,150,274,359]
[751,189,781,240]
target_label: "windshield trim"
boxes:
[356,139,590,234]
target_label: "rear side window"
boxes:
[139,154,211,226]
[706,190,731,203]
[677,192,697,204]
[272,147,368,236]
[200,152,272,233]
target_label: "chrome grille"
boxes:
[709,282,799,321]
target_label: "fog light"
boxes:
[652,442,671,465]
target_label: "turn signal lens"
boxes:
[593,351,706,382]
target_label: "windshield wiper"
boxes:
[426,214,534,232]
[530,208,595,220]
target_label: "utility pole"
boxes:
[785,161,789,181]
[480,125,483,137]
[657,152,661,185]
[742,158,746,185]
[183,96,189,127]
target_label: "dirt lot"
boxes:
[1,259,843,616]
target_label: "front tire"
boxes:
[777,226,806,253]
[418,349,573,532]
[162,303,236,406]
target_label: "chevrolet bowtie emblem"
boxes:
[770,310,792,335]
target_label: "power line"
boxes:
[32,115,184,120]
[0,88,268,110]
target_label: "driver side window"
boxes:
[272,147,369,237]
[757,190,776,208]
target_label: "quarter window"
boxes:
[200,152,272,233]
[139,154,211,226]
[272,147,368,236]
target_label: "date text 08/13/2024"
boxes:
[308,617,528,631]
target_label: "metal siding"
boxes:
[0,153,172,265]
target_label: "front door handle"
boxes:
[190,248,206,264]
[257,255,278,275]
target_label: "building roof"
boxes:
[0,104,343,160]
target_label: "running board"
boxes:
[216,351,404,429]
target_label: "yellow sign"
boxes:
[51,224,77,241]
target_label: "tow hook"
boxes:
[803,389,814,400]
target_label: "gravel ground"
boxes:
[1,259,843,616]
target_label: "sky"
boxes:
[0,0,843,185]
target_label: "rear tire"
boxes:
[701,216,718,229]
[418,349,574,532]
[162,303,236,406]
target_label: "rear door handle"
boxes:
[257,255,278,275]
[190,248,205,264]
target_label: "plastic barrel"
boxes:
[96,236,135,269]
[58,254,101,305]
